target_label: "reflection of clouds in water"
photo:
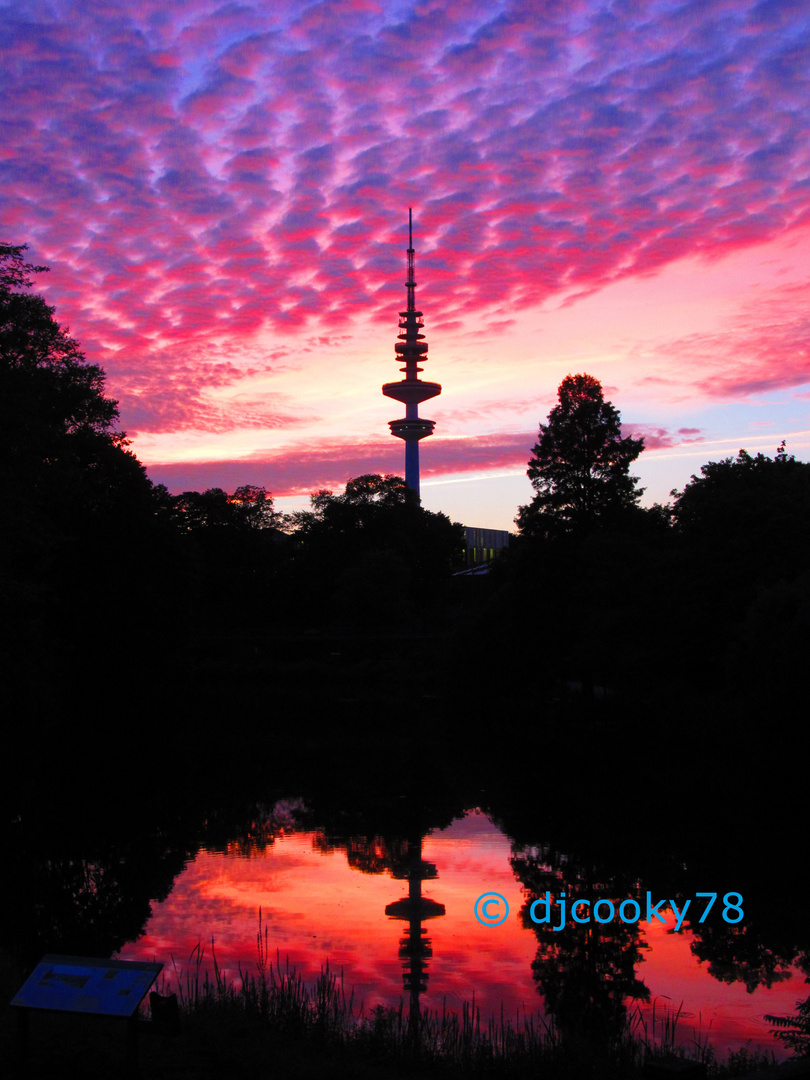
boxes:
[118,809,803,1057]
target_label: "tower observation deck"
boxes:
[382,209,441,501]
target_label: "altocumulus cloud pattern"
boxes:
[2,0,809,495]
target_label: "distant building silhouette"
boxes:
[461,527,511,570]
[382,210,441,501]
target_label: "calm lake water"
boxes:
[118,807,802,1060]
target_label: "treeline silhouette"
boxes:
[466,441,810,721]
[1,245,464,766]
[7,244,810,1078]
[3,242,809,795]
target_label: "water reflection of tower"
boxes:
[385,831,445,1035]
[382,209,442,502]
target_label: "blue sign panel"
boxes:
[11,955,163,1018]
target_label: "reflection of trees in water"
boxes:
[12,748,810,1051]
[311,833,409,876]
[687,920,795,993]
[204,799,312,858]
[767,993,810,1056]
[494,763,810,1013]
[303,786,455,1042]
[530,912,649,1044]
[512,844,649,1045]
[306,824,447,1036]
[5,821,195,973]
[305,822,447,1038]
[510,827,810,1055]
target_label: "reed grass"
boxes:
[148,914,775,1078]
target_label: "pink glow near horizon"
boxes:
[3,0,809,528]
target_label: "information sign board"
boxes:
[11,954,163,1019]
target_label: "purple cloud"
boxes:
[1,0,808,445]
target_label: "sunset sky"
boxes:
[3,0,809,530]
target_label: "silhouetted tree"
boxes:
[512,844,650,1049]
[767,995,810,1056]
[0,241,48,290]
[516,373,644,537]
[667,444,810,713]
[171,485,281,532]
[172,486,272,529]
[290,473,417,534]
[0,243,177,725]
[671,446,810,563]
[688,919,794,994]
[287,474,463,627]
[162,485,286,630]
[0,243,153,534]
[231,484,283,530]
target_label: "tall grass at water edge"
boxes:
[151,914,777,1078]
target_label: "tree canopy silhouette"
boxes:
[171,485,281,532]
[671,444,810,549]
[0,243,152,528]
[1,243,168,724]
[516,373,644,537]
[287,474,464,627]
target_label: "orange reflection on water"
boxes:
[120,810,536,1015]
[635,915,795,1057]
[119,810,802,1058]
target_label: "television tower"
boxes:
[382,209,441,501]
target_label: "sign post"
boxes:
[11,954,163,1071]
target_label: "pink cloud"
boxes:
[654,278,810,399]
[2,0,808,485]
[143,418,713,497]
[144,431,535,497]
[622,424,706,451]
